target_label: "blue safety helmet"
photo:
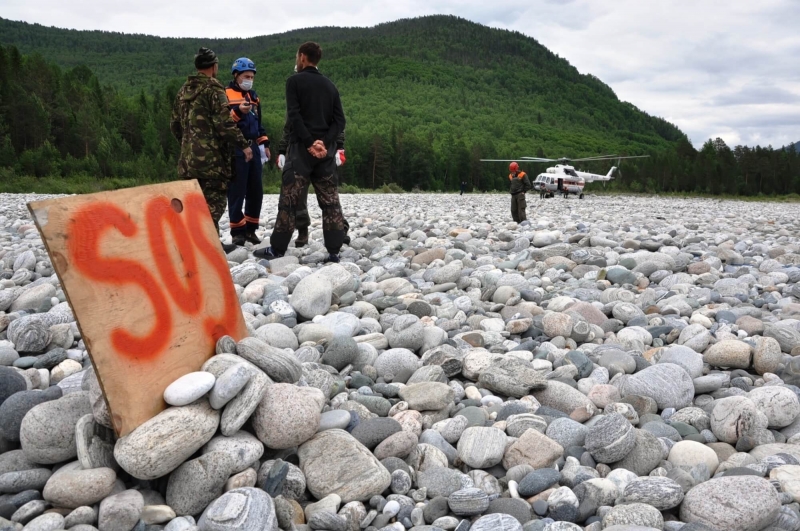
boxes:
[231,57,256,75]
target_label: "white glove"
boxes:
[259,145,268,165]
[335,149,346,167]
[277,154,286,170]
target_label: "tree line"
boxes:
[0,39,797,195]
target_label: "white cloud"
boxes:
[1,0,798,147]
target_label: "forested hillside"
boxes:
[0,15,798,195]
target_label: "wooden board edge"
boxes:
[26,199,118,434]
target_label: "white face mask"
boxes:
[293,65,298,73]
[239,79,253,91]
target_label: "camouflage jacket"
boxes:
[278,114,345,155]
[170,73,249,181]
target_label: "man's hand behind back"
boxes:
[243,146,253,162]
[308,140,327,159]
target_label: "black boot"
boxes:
[232,234,246,247]
[295,228,309,248]
[220,241,238,254]
[245,231,261,245]
[253,246,285,259]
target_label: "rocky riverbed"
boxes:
[1,192,800,531]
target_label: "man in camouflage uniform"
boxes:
[276,118,350,247]
[256,42,346,263]
[170,47,253,234]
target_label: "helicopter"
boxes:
[481,155,650,198]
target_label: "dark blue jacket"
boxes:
[226,83,268,153]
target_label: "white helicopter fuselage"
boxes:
[533,164,616,197]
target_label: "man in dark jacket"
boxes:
[508,161,532,222]
[170,48,252,232]
[256,42,346,263]
[276,119,349,247]
[226,57,270,247]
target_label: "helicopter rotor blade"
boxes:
[481,159,534,163]
[567,154,618,161]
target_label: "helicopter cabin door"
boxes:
[557,178,564,191]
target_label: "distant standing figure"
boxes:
[460,180,467,195]
[508,161,531,222]
[170,47,253,238]
[256,41,347,263]
[226,57,270,247]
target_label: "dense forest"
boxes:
[0,15,798,195]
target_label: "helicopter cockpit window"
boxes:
[565,168,578,177]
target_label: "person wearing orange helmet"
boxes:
[508,161,532,222]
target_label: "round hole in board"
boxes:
[170,198,184,213]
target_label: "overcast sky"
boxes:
[2,0,799,148]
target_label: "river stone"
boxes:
[704,340,752,369]
[545,417,588,450]
[747,386,800,428]
[42,466,117,509]
[668,441,719,474]
[0,468,51,493]
[533,380,595,416]
[114,399,219,480]
[373,348,420,379]
[198,487,278,531]
[253,383,323,449]
[680,476,780,531]
[374,430,418,460]
[478,357,547,398]
[619,476,684,510]
[470,513,523,531]
[321,336,360,371]
[709,396,765,444]
[298,429,391,503]
[203,355,270,436]
[98,489,144,531]
[75,414,116,470]
[166,451,235,516]
[457,427,507,469]
[163,371,216,407]
[290,273,333,319]
[754,337,783,375]
[658,345,704,378]
[602,503,664,529]
[417,466,465,498]
[202,431,264,474]
[398,382,454,411]
[502,429,563,470]
[0,386,61,442]
[20,391,91,464]
[448,487,489,516]
[585,413,636,464]
[619,363,694,410]
[517,468,561,497]
[611,429,663,476]
[351,417,402,450]
[255,323,299,350]
[209,363,251,410]
[236,337,302,384]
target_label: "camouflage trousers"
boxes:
[296,180,350,234]
[511,192,527,223]
[270,143,345,254]
[197,178,229,230]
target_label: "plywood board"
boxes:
[28,181,247,436]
